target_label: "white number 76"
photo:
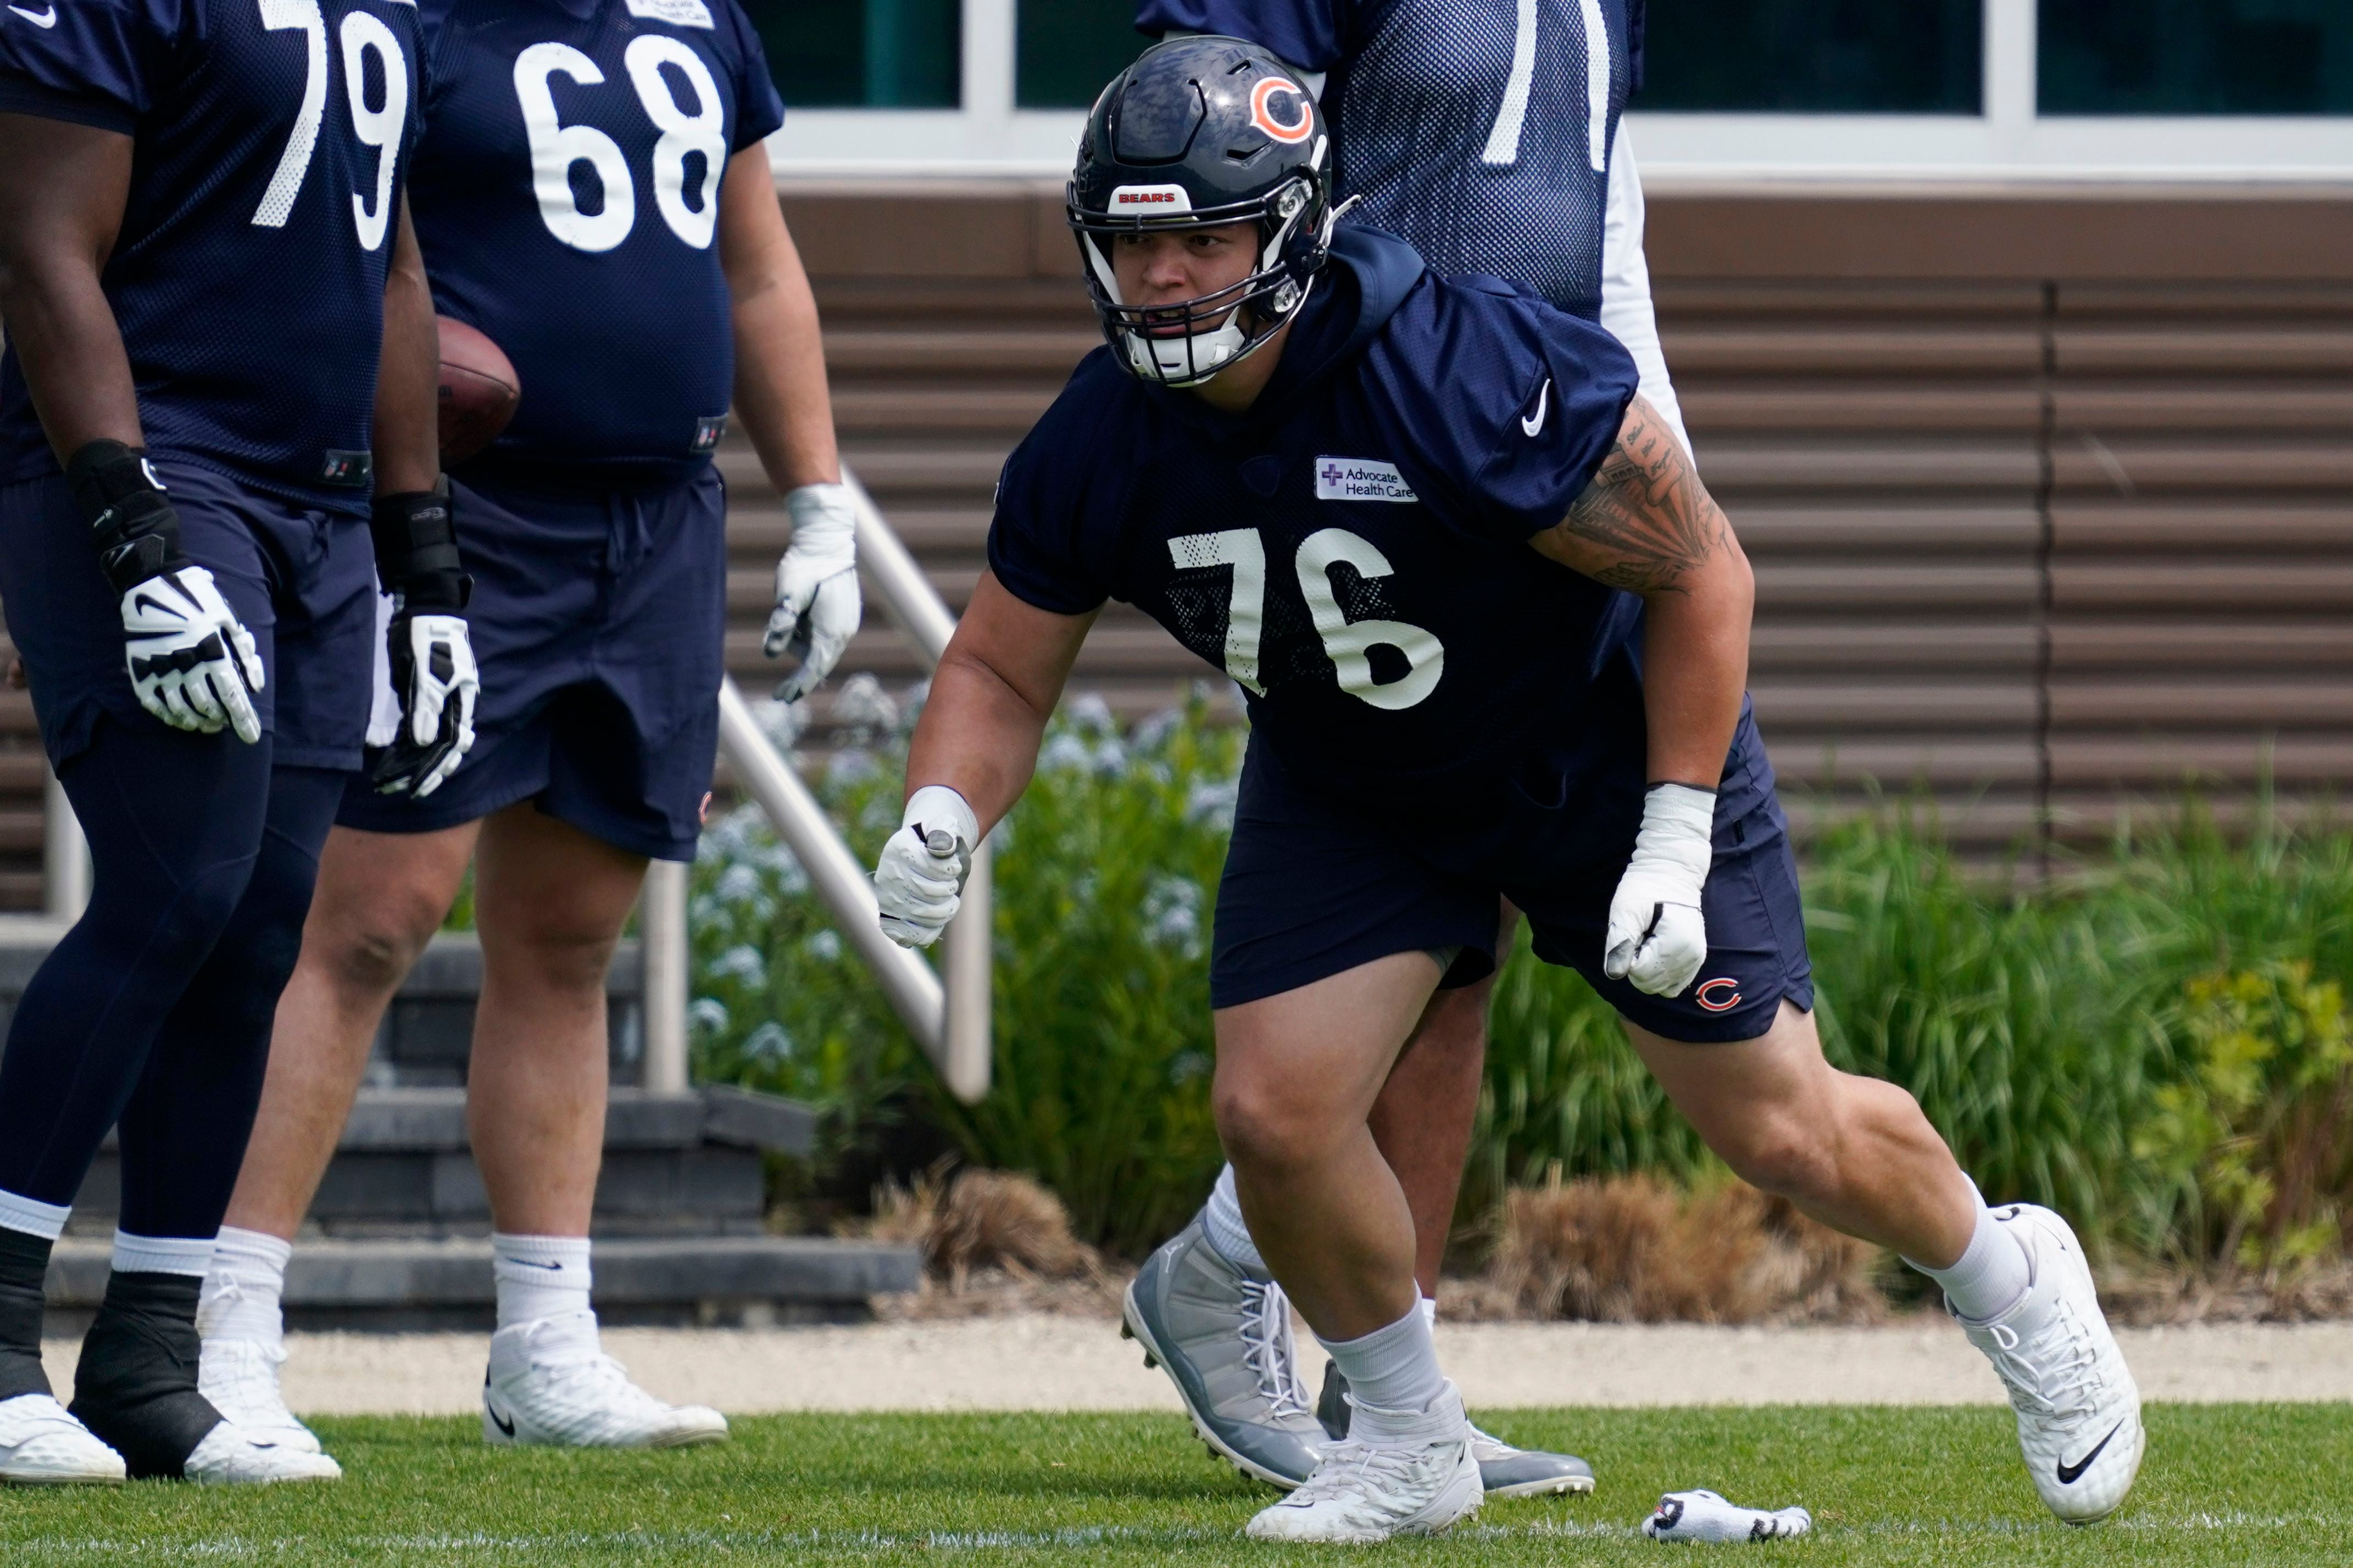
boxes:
[1169,527,1445,711]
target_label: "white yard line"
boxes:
[46,1316,2351,1415]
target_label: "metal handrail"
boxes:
[708,466,993,1103]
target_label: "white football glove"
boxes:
[1603,782,1717,998]
[371,611,479,799]
[765,482,861,704]
[120,566,265,745]
[874,784,977,949]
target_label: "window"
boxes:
[754,0,960,109]
[1638,0,1983,114]
[1017,0,1143,109]
[2040,1,2353,115]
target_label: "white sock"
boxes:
[1418,1294,1437,1330]
[492,1234,593,1329]
[0,1188,68,1242]
[1906,1191,2032,1322]
[199,1227,292,1351]
[1321,1302,1446,1427]
[111,1231,215,1277]
[1201,1166,1267,1275]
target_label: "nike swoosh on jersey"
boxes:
[8,4,60,25]
[1521,379,1551,437]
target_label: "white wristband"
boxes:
[783,483,857,570]
[1633,782,1716,880]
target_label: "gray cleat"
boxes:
[1121,1215,1325,1490]
[1319,1362,1595,1499]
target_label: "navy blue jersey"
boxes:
[990,227,1642,822]
[0,0,425,510]
[409,0,782,482]
[1138,0,1639,320]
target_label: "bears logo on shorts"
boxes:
[1694,977,1742,1012]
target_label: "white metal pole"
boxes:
[639,857,691,1094]
[939,835,992,1102]
[43,766,88,922]
[715,678,951,1068]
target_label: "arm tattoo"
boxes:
[1549,400,1729,594]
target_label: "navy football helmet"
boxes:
[1068,36,1336,388]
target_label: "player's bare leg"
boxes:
[1621,1000,1976,1262]
[201,824,477,1452]
[1322,908,1593,1498]
[226,827,481,1239]
[1204,952,1483,1542]
[1214,952,1440,1340]
[1626,1000,2144,1522]
[1365,976,1488,1298]
[468,803,726,1449]
[464,802,641,1238]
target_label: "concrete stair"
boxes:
[9,933,921,1326]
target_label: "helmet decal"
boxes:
[1109,184,1193,214]
[1249,77,1314,144]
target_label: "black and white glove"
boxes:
[68,440,264,744]
[764,481,860,704]
[874,785,976,948]
[367,487,478,799]
[1603,783,1717,998]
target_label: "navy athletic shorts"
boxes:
[335,465,726,862]
[1209,708,1815,1045]
[0,459,376,773]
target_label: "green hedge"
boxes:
[693,685,2353,1266]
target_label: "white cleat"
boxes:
[1959,1203,2145,1525]
[1245,1381,1482,1544]
[199,1337,323,1455]
[482,1316,728,1450]
[0,1393,126,1486]
[183,1418,343,1483]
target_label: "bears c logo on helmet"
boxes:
[1249,77,1314,144]
[1694,977,1742,1012]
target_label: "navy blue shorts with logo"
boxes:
[1209,710,1815,1044]
[0,459,376,773]
[335,465,726,862]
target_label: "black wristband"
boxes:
[369,486,471,611]
[65,440,189,594]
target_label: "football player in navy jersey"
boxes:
[878,41,2144,1540]
[0,0,453,1485]
[1131,0,1671,1497]
[186,0,855,1460]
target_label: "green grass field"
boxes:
[1,1405,2343,1565]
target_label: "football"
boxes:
[436,315,520,463]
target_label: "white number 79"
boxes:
[250,0,410,250]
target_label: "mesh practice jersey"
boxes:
[990,227,1667,854]
[0,0,426,511]
[1139,0,1640,322]
[411,0,784,483]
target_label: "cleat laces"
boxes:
[1286,1437,1443,1510]
[1236,1280,1314,1424]
[1984,1304,2102,1421]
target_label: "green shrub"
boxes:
[2134,964,2353,1276]
[690,683,1236,1255]
[689,689,2353,1268]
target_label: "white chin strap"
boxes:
[1125,317,1248,385]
